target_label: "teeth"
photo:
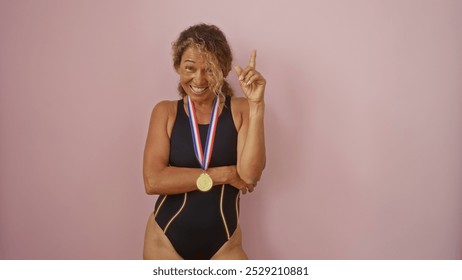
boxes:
[191,86,207,94]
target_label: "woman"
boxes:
[142,23,266,260]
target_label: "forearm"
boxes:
[238,101,266,184]
[143,165,233,195]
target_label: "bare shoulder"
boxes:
[150,100,178,122]
[152,100,177,115]
[149,100,178,137]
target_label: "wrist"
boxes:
[208,166,229,185]
[248,100,265,118]
[248,99,265,106]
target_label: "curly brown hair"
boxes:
[172,23,234,97]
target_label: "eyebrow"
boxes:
[184,59,195,63]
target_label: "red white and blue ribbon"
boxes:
[187,96,220,171]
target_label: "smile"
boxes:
[190,85,208,94]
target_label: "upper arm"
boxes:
[232,97,249,169]
[143,101,174,183]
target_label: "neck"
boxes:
[185,95,221,125]
[185,95,220,110]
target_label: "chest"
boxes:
[169,106,238,168]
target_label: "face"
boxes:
[177,47,216,101]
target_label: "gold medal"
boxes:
[196,172,213,192]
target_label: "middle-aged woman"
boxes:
[142,23,266,260]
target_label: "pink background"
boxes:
[1,0,461,260]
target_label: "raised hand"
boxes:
[234,50,266,104]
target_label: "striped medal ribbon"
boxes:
[187,96,220,192]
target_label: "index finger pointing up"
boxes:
[249,49,257,68]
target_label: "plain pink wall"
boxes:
[1,0,461,259]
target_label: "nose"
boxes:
[193,70,207,85]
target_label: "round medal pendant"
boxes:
[196,172,213,192]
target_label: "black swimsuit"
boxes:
[153,96,240,260]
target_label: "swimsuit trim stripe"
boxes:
[154,195,167,218]
[235,193,240,225]
[164,193,187,234]
[219,185,230,239]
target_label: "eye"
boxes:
[185,66,195,72]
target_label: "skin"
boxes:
[142,47,266,259]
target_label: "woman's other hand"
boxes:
[234,50,266,104]
[215,165,256,194]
